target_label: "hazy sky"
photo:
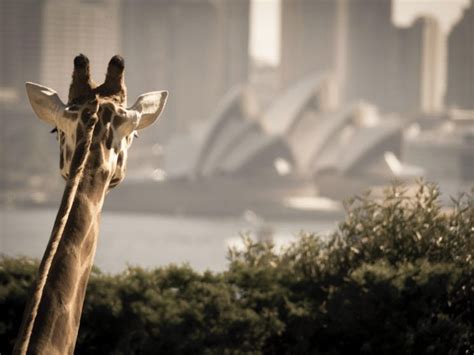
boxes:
[250,0,472,66]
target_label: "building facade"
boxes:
[122,0,250,139]
[447,4,474,110]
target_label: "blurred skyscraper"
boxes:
[0,0,42,105]
[0,0,48,191]
[447,4,474,110]
[40,0,121,99]
[344,0,425,113]
[122,0,250,140]
[1,0,121,103]
[279,0,445,114]
[280,0,337,87]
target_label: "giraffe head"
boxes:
[25,54,168,190]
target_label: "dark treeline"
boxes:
[1,182,472,354]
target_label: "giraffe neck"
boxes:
[32,177,107,354]
[15,171,110,355]
[14,108,112,355]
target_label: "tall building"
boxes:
[279,0,338,88]
[40,0,121,100]
[122,0,250,139]
[447,4,474,110]
[0,0,50,190]
[0,0,43,105]
[391,19,424,113]
[279,0,426,114]
[344,0,425,113]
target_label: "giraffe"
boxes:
[13,54,168,355]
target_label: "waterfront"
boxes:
[0,208,336,273]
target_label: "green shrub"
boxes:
[1,181,472,354]
[0,256,38,352]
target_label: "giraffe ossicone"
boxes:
[14,55,168,355]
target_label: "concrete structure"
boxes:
[40,0,121,100]
[447,4,474,110]
[279,0,338,88]
[260,73,336,135]
[0,0,42,105]
[311,109,402,177]
[344,0,425,113]
[395,20,424,112]
[194,86,291,177]
[0,0,53,193]
[280,0,426,114]
[122,0,250,139]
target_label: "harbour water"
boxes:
[0,208,337,273]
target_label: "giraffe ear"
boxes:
[25,82,66,126]
[129,91,168,130]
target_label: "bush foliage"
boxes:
[1,182,473,354]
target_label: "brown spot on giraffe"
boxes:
[65,147,72,163]
[105,127,114,150]
[63,111,78,120]
[14,54,168,355]
[101,107,113,124]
